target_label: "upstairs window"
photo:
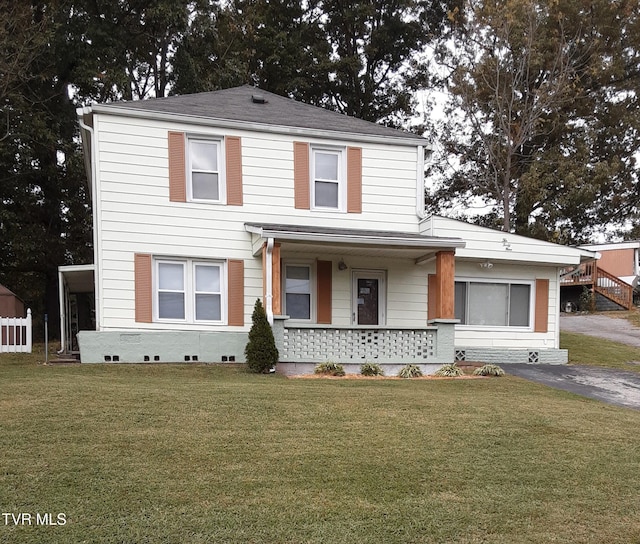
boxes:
[311,148,344,210]
[188,138,223,202]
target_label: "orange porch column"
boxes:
[434,250,455,319]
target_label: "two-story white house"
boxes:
[59,85,594,370]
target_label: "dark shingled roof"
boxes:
[95,85,427,142]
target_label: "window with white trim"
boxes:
[311,147,344,210]
[188,138,223,202]
[455,280,531,327]
[284,264,312,320]
[156,259,225,323]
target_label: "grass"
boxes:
[2,347,640,543]
[561,331,640,372]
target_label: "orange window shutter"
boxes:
[168,131,186,202]
[225,136,243,206]
[347,146,362,213]
[534,279,549,333]
[428,274,437,320]
[134,254,153,323]
[316,260,332,324]
[293,141,310,209]
[228,259,245,326]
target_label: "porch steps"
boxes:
[50,351,81,364]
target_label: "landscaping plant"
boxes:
[435,363,464,377]
[473,364,505,377]
[314,362,346,376]
[244,299,279,373]
[360,362,384,376]
[398,364,423,378]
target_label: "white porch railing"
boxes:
[281,325,437,363]
[1,309,32,353]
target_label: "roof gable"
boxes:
[92,85,427,143]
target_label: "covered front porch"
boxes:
[245,223,464,372]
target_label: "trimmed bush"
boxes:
[360,362,384,376]
[314,362,345,376]
[435,363,464,377]
[473,364,505,377]
[244,299,279,373]
[398,364,423,378]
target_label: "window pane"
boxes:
[191,141,218,171]
[286,293,310,319]
[315,181,339,208]
[192,172,219,200]
[509,284,530,326]
[159,263,184,290]
[159,292,185,319]
[315,152,338,180]
[196,265,220,292]
[285,266,310,293]
[196,294,221,321]
[468,283,508,326]
[454,282,467,324]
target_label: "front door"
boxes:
[353,271,385,325]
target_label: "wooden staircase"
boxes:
[560,261,634,310]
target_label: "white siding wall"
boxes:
[450,261,561,349]
[94,114,421,331]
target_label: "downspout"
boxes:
[57,270,66,354]
[265,237,274,325]
[77,107,100,332]
[416,145,426,219]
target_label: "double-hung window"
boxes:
[455,280,531,327]
[311,148,343,210]
[284,264,312,320]
[188,138,223,202]
[156,259,224,323]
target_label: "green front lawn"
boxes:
[561,330,640,372]
[2,348,640,543]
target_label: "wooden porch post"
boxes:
[435,250,455,319]
[262,242,282,315]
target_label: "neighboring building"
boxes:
[60,85,594,370]
[560,241,639,311]
[0,284,25,318]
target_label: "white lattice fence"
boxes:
[282,327,436,362]
[1,309,32,353]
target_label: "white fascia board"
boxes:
[579,241,640,251]
[245,224,466,250]
[58,264,95,273]
[89,104,428,147]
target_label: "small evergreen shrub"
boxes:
[360,362,384,376]
[578,286,595,312]
[473,364,505,377]
[244,299,279,373]
[435,363,464,377]
[314,362,346,376]
[398,364,423,378]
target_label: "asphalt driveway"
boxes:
[507,313,640,410]
[507,363,640,410]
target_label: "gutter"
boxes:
[76,107,101,331]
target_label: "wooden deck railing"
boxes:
[560,262,633,309]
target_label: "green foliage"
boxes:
[398,364,423,378]
[578,287,595,313]
[473,364,505,377]
[435,363,464,377]
[314,362,346,376]
[360,362,384,376]
[244,299,279,373]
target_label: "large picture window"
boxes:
[284,264,312,320]
[455,280,531,327]
[188,138,223,201]
[156,259,224,323]
[311,148,344,210]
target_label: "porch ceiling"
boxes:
[59,265,95,293]
[245,222,465,261]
